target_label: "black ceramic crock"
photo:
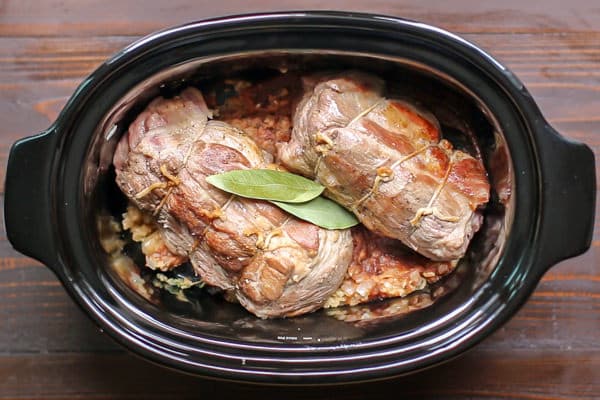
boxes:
[4,12,596,384]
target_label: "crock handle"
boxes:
[4,128,59,270]
[537,125,596,270]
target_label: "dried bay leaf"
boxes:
[206,169,324,203]
[206,169,359,229]
[271,198,359,230]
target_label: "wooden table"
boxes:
[1,1,598,398]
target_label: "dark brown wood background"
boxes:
[1,1,599,399]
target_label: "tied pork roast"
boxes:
[113,87,353,318]
[279,73,490,261]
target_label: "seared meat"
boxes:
[325,227,457,308]
[279,72,490,261]
[113,87,353,318]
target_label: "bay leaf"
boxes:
[271,197,359,230]
[206,169,324,203]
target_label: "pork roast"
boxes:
[113,87,353,318]
[279,72,490,261]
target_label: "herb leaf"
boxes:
[271,197,359,229]
[206,169,324,203]
[206,169,359,229]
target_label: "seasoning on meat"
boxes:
[113,87,353,318]
[279,72,490,261]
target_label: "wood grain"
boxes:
[1,1,599,398]
[0,351,599,399]
[1,0,600,36]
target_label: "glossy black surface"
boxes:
[4,12,596,384]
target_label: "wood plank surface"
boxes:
[0,1,599,399]
[1,351,599,399]
[1,0,600,36]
